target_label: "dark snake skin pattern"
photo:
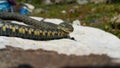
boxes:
[0,12,74,40]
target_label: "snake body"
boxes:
[0,12,74,31]
[0,12,74,40]
[0,20,70,40]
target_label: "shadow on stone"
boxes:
[16,64,33,68]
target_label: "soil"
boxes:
[0,46,119,68]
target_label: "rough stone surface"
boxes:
[0,46,119,68]
[76,0,88,5]
[90,0,107,4]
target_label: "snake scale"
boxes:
[0,12,74,40]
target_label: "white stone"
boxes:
[76,0,88,5]
[0,17,120,63]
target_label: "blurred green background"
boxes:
[16,0,120,38]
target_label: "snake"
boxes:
[0,12,74,40]
[0,12,74,32]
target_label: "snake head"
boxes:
[58,22,74,33]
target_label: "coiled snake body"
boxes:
[0,12,74,40]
